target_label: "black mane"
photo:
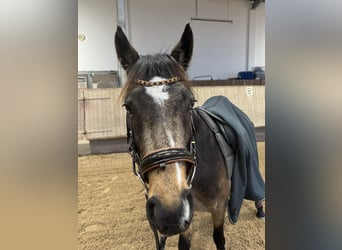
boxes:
[121,53,189,100]
[129,54,186,81]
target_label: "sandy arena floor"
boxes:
[78,142,265,250]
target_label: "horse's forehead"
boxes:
[144,77,170,107]
[127,79,190,110]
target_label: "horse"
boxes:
[115,23,263,250]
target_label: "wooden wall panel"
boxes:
[78,89,85,140]
[83,89,126,140]
[78,86,265,140]
[193,86,265,127]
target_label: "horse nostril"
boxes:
[184,219,190,228]
[146,197,160,223]
[183,189,193,205]
[148,203,155,221]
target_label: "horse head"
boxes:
[115,24,196,236]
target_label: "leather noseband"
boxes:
[140,148,196,181]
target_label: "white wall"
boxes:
[78,0,117,71]
[128,0,253,79]
[248,2,265,69]
[127,0,194,53]
[78,0,265,78]
[189,0,251,79]
[254,3,265,67]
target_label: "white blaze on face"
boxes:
[145,76,186,196]
[144,76,169,106]
[175,162,183,187]
[166,130,175,147]
[180,198,190,226]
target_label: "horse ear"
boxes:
[115,26,140,72]
[171,23,193,71]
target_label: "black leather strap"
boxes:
[196,108,234,179]
[139,148,196,180]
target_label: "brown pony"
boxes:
[115,24,231,250]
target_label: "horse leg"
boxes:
[151,225,166,250]
[211,209,226,250]
[178,225,192,250]
[159,236,167,250]
[255,200,265,219]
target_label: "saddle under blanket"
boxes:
[195,95,265,224]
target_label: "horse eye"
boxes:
[191,99,197,108]
[123,103,133,113]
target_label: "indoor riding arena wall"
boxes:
[78,84,265,153]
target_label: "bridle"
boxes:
[125,77,197,195]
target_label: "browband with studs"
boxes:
[136,77,181,86]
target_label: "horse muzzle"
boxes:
[146,189,193,236]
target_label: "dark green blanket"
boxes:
[196,95,265,224]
